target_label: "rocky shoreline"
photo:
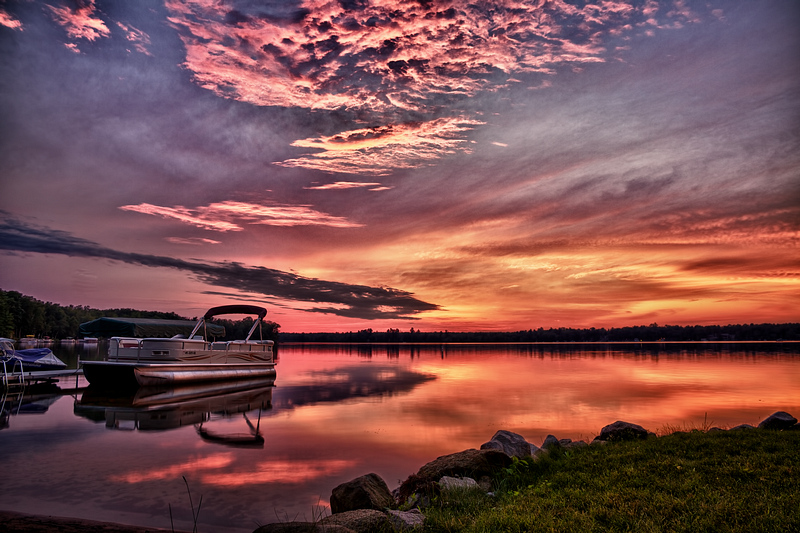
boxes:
[3,411,797,533]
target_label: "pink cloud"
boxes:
[165,0,663,113]
[304,182,385,190]
[202,459,357,487]
[47,0,109,42]
[0,9,22,30]
[275,117,483,175]
[165,237,222,245]
[161,0,704,174]
[120,200,363,230]
[116,21,152,56]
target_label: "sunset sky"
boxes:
[1,0,798,333]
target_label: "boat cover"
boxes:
[11,348,67,368]
[0,338,67,369]
[79,317,226,338]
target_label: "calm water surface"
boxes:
[2,342,799,532]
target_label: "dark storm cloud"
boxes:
[0,215,439,319]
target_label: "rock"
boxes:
[564,440,588,449]
[758,411,798,430]
[255,523,355,533]
[330,473,394,514]
[401,491,432,510]
[480,430,532,459]
[318,509,389,533]
[529,443,541,455]
[541,434,561,450]
[397,448,512,502]
[388,509,425,531]
[438,475,478,491]
[730,424,755,431]
[598,421,649,442]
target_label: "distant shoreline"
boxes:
[279,339,800,344]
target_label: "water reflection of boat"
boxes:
[74,378,274,446]
[1,383,62,430]
[80,305,276,389]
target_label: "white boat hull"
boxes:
[82,360,276,388]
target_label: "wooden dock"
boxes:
[1,368,84,388]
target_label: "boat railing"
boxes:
[110,337,207,362]
[107,336,274,363]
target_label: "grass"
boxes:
[421,429,800,532]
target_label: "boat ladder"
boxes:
[1,358,25,389]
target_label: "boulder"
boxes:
[330,473,394,514]
[598,421,649,442]
[757,411,798,430]
[730,424,755,431]
[438,476,478,491]
[541,434,561,450]
[318,509,390,533]
[254,523,355,533]
[388,509,425,531]
[397,448,512,502]
[479,430,532,459]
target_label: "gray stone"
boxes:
[598,421,649,442]
[330,473,394,514]
[318,509,389,533]
[730,424,755,431]
[397,448,512,502]
[388,509,425,531]
[438,476,478,491]
[541,434,561,449]
[529,443,541,455]
[480,430,532,459]
[757,411,798,430]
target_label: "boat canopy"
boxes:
[79,317,226,339]
[204,305,267,320]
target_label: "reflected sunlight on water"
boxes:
[1,342,798,532]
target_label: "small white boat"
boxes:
[81,305,276,389]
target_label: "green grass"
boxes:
[421,430,800,532]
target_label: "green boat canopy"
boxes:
[79,317,226,339]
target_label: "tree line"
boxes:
[0,289,279,342]
[281,322,799,343]
[1,289,796,343]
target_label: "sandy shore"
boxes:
[0,511,192,533]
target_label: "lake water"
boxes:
[2,342,799,532]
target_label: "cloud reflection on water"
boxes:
[1,343,799,532]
